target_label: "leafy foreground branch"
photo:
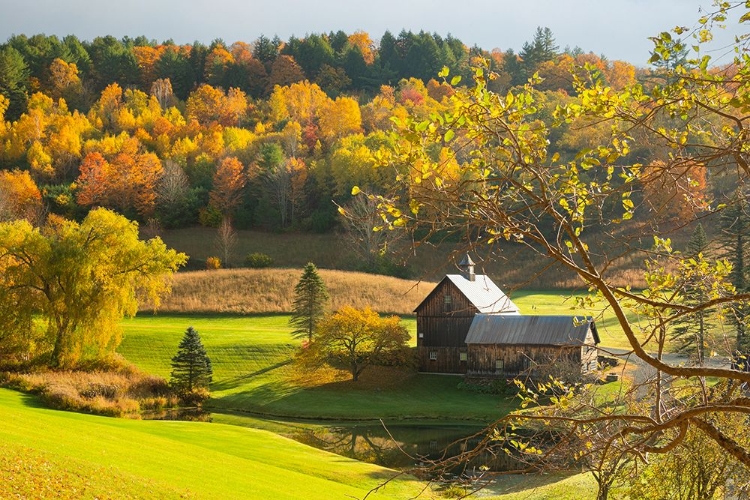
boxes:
[368,1,750,496]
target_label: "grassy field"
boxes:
[0,387,430,499]
[118,314,519,421]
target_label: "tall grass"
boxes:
[2,367,175,418]
[146,267,436,315]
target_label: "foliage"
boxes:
[245,252,273,268]
[367,0,750,482]
[170,326,213,395]
[0,208,186,368]
[290,262,329,341]
[2,367,174,418]
[205,256,221,270]
[302,306,410,381]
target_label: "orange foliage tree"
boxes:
[208,156,246,218]
[0,169,42,222]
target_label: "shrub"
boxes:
[245,252,273,268]
[205,256,221,270]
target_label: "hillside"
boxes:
[149,267,436,315]
[0,388,429,499]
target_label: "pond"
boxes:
[147,409,534,475]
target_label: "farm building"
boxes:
[415,255,600,380]
[414,255,520,373]
[464,314,600,380]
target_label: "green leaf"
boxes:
[351,186,361,196]
[444,129,455,142]
[450,75,462,86]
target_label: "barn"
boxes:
[414,255,520,373]
[415,255,600,380]
[464,314,600,380]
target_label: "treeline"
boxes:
[0,29,644,120]
[0,28,730,265]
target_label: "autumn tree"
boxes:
[0,169,43,223]
[304,306,409,381]
[170,326,213,394]
[208,156,246,218]
[290,262,329,342]
[0,208,186,368]
[371,1,750,479]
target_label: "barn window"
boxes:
[418,332,424,339]
[443,294,452,312]
[495,359,504,371]
[429,351,438,361]
[460,352,467,362]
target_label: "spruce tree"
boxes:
[170,327,213,392]
[290,262,329,342]
[720,190,750,365]
[671,223,712,365]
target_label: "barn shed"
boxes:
[414,255,519,373]
[465,314,600,380]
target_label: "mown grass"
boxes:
[118,314,518,421]
[0,387,431,499]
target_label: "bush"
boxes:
[206,256,221,270]
[179,387,211,406]
[245,252,273,268]
[457,378,513,395]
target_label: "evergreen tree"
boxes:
[170,327,213,392]
[720,190,750,365]
[671,223,712,365]
[0,46,30,120]
[290,262,329,341]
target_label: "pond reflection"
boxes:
[293,423,527,474]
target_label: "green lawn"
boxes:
[0,387,430,499]
[119,314,516,421]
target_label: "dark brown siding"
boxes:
[418,346,468,373]
[415,280,477,372]
[467,344,585,379]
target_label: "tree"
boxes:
[0,208,187,368]
[214,217,237,267]
[720,189,750,361]
[208,156,246,218]
[0,169,42,223]
[289,262,329,342]
[0,46,30,120]
[304,306,409,381]
[670,223,717,365]
[170,326,213,393]
[371,1,750,476]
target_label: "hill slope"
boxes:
[0,388,429,499]
[149,268,436,315]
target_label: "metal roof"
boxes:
[445,274,520,314]
[465,314,600,346]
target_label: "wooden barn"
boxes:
[464,314,600,380]
[415,255,520,373]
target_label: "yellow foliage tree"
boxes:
[0,208,187,367]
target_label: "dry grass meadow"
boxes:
[148,268,436,315]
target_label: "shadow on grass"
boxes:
[210,359,293,392]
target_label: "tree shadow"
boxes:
[210,359,292,392]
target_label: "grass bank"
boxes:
[0,387,430,499]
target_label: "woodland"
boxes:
[0,26,681,257]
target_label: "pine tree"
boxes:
[170,327,213,392]
[720,190,750,366]
[290,262,329,342]
[671,223,712,365]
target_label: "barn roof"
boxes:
[465,314,600,346]
[414,274,520,314]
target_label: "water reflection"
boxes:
[294,423,526,474]
[142,407,212,422]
